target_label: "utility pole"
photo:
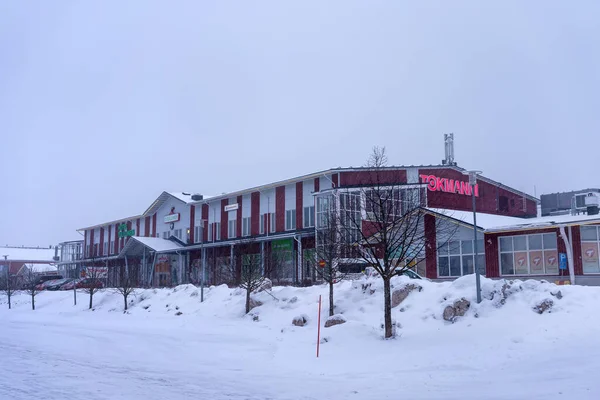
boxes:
[3,255,10,309]
[464,171,482,304]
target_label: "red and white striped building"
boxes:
[75,162,600,287]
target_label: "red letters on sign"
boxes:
[419,174,478,197]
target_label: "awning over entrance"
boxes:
[118,236,185,258]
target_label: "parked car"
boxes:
[60,279,81,290]
[32,274,63,287]
[61,278,104,290]
[35,279,64,291]
[364,266,428,280]
[46,278,74,291]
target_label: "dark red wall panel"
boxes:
[202,204,209,242]
[419,168,536,217]
[339,170,408,187]
[296,182,303,229]
[221,199,228,240]
[152,213,157,237]
[275,186,285,232]
[251,192,260,235]
[237,195,243,237]
[189,205,196,244]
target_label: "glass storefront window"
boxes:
[438,239,485,277]
[581,226,600,273]
[499,233,559,276]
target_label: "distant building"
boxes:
[541,189,600,216]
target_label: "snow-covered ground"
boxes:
[2,275,600,400]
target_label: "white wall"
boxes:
[319,174,333,191]
[260,188,275,215]
[285,184,296,210]
[156,197,191,239]
[302,180,314,208]
[208,200,220,224]
[242,194,251,218]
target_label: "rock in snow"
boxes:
[324,314,347,328]
[292,315,308,327]
[533,299,554,314]
[391,283,422,308]
[248,297,263,311]
[254,278,272,293]
[443,298,471,322]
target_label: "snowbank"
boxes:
[2,275,600,399]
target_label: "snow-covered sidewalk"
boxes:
[2,276,600,399]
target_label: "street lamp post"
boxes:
[3,255,10,309]
[464,171,483,304]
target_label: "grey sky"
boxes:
[1,1,599,246]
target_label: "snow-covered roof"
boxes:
[78,214,142,232]
[0,246,57,263]
[27,263,58,273]
[484,213,600,233]
[119,236,184,257]
[427,208,600,233]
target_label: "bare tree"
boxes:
[83,265,105,310]
[114,261,139,311]
[310,209,353,317]
[336,147,457,338]
[232,239,267,314]
[22,267,40,311]
[0,271,17,310]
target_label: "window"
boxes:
[228,220,236,239]
[208,223,213,241]
[93,244,99,256]
[194,226,203,243]
[242,217,250,236]
[285,210,296,231]
[303,206,315,228]
[110,241,115,254]
[103,242,108,255]
[259,214,265,234]
[581,225,600,273]
[316,196,331,228]
[499,233,558,276]
[269,212,275,233]
[438,239,485,277]
[163,231,169,239]
[215,222,221,240]
[364,188,422,220]
[174,229,182,239]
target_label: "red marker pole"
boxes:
[317,295,322,358]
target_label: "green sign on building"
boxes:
[272,238,293,252]
[118,223,135,238]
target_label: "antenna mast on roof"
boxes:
[442,133,456,166]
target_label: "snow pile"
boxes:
[1,274,598,335]
[2,276,600,399]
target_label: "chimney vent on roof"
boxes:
[191,194,204,201]
[443,133,457,166]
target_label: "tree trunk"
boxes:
[329,280,334,317]
[245,286,251,314]
[383,276,393,339]
[31,293,35,311]
[7,292,11,310]
[124,293,128,311]
[89,290,93,310]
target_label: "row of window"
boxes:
[499,233,559,276]
[438,239,485,277]
[195,206,318,243]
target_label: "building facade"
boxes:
[74,163,556,287]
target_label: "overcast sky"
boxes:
[1,1,599,246]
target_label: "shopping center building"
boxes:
[67,138,600,287]
[75,159,597,286]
